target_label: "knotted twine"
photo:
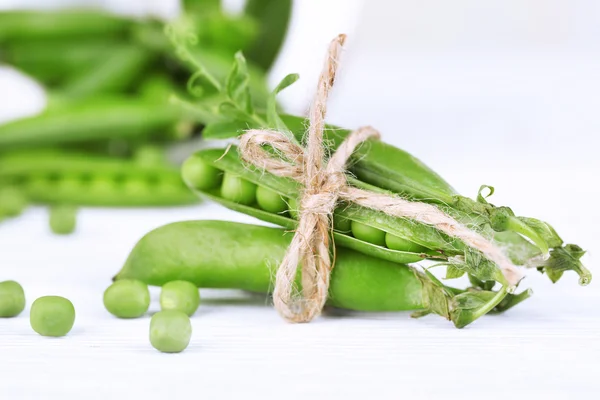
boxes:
[239,34,522,323]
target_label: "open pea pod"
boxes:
[0,150,198,207]
[184,145,580,285]
[203,114,560,257]
[185,147,435,265]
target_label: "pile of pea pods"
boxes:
[0,0,292,231]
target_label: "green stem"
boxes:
[453,286,508,329]
[504,216,549,256]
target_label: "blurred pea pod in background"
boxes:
[0,0,293,231]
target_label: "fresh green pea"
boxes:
[333,213,352,234]
[30,296,75,337]
[0,280,26,318]
[385,233,428,253]
[123,179,151,197]
[220,172,256,205]
[103,279,150,318]
[160,280,200,316]
[0,186,27,217]
[149,310,192,353]
[181,154,222,190]
[57,176,85,194]
[256,186,287,213]
[351,221,386,247]
[49,205,77,235]
[134,145,166,166]
[89,177,116,196]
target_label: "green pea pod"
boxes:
[281,115,557,255]
[1,38,125,85]
[117,219,533,327]
[181,0,221,13]
[186,148,437,265]
[0,150,198,207]
[243,0,292,70]
[115,220,424,312]
[0,97,187,150]
[185,147,555,266]
[0,10,134,43]
[59,45,156,99]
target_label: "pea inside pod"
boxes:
[220,172,257,205]
[256,186,287,213]
[0,150,199,207]
[351,221,386,247]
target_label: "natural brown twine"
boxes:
[238,34,522,323]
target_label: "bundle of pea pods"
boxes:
[0,0,292,230]
[0,13,592,352]
[111,32,590,336]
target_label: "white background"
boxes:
[0,1,599,399]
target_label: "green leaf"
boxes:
[453,248,507,285]
[218,102,255,123]
[445,264,465,279]
[518,217,563,249]
[477,185,495,204]
[202,121,253,139]
[450,286,509,328]
[411,268,453,321]
[453,291,496,310]
[467,274,496,291]
[540,245,591,285]
[267,73,300,143]
[225,52,254,115]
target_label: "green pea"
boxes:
[160,280,200,316]
[333,213,352,234]
[30,296,75,337]
[57,176,84,194]
[256,186,287,213]
[0,280,26,318]
[23,176,48,197]
[123,179,150,197]
[89,177,115,195]
[103,279,150,318]
[149,310,192,353]
[351,221,386,247]
[181,154,222,190]
[49,205,77,235]
[134,145,166,166]
[385,233,428,253]
[220,172,256,205]
[0,186,27,217]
